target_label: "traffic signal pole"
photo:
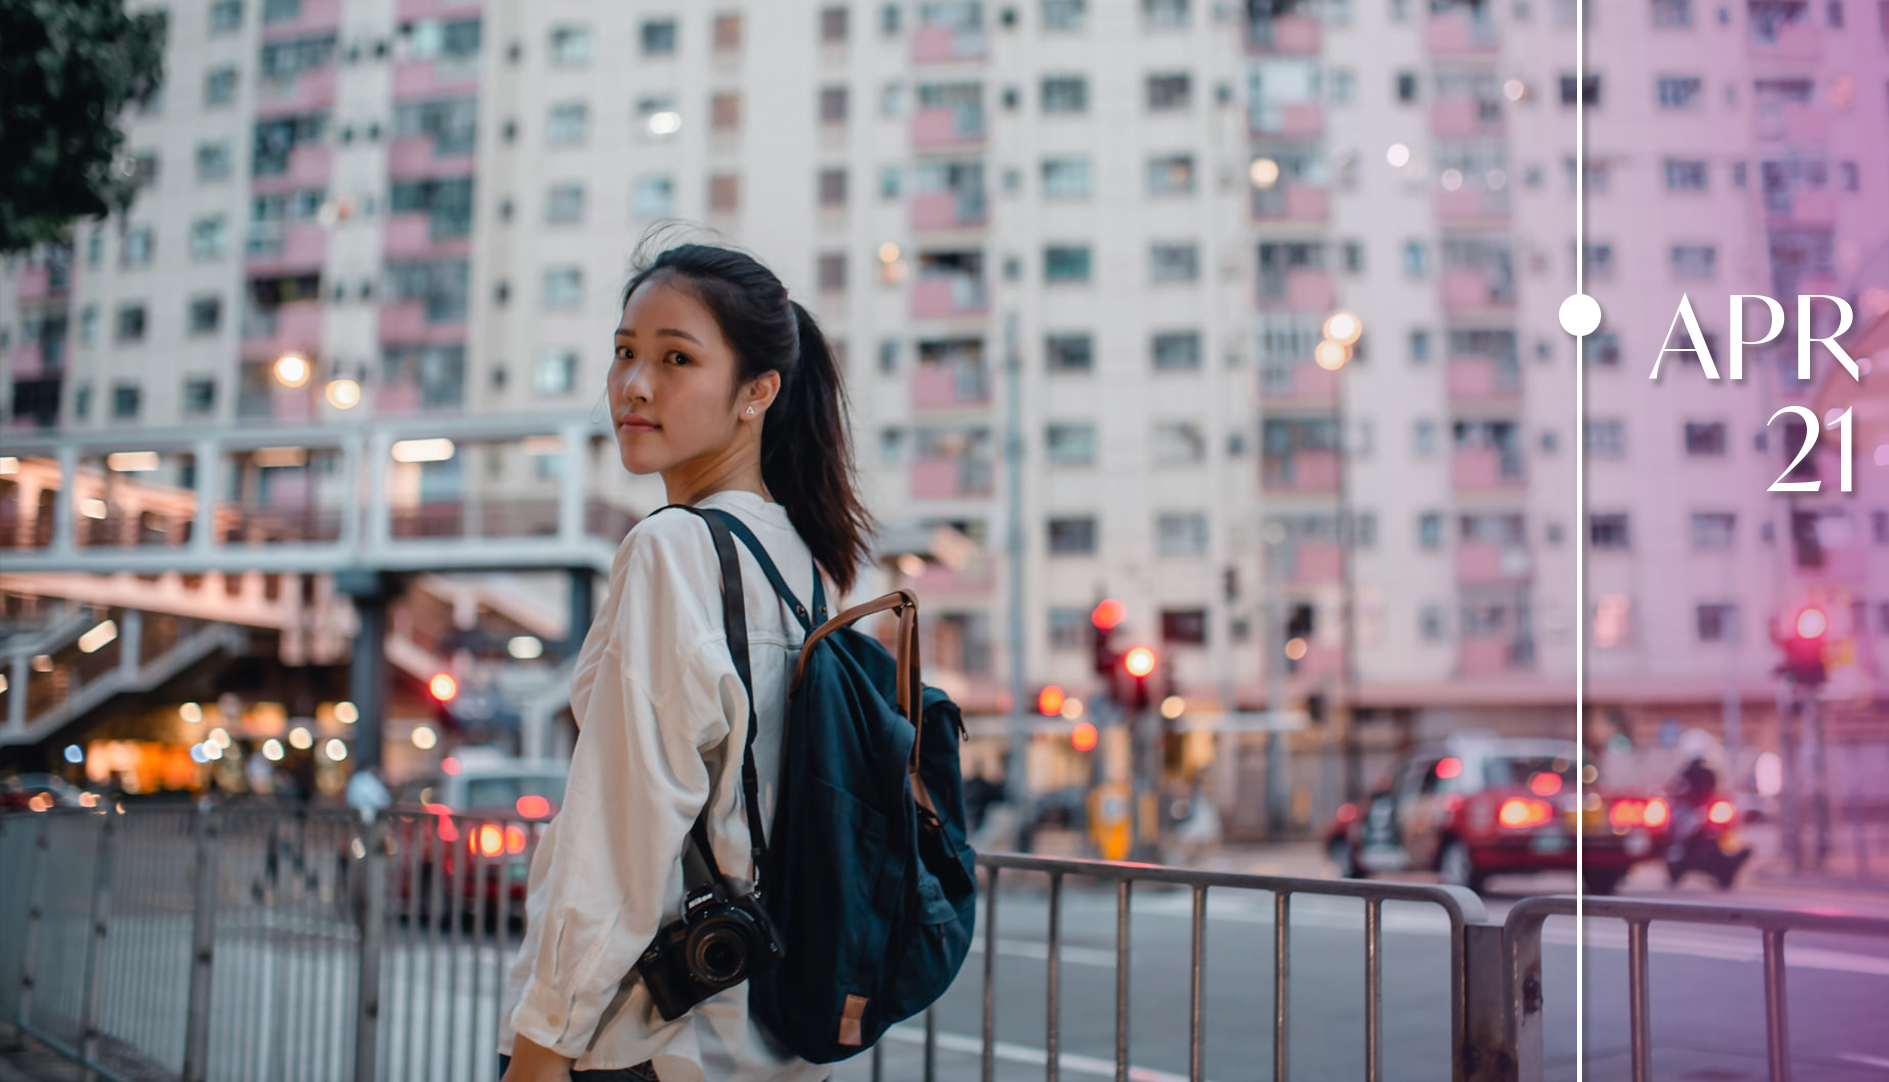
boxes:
[1002,312,1031,847]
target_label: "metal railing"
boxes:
[8,805,1889,1082]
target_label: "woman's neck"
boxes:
[662,459,773,506]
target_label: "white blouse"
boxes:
[498,490,834,1082]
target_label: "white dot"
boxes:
[1386,143,1411,168]
[1874,444,1889,467]
[1559,294,1603,337]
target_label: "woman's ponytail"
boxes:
[621,243,875,597]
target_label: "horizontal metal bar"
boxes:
[1505,893,1889,939]
[0,414,613,456]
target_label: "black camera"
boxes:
[635,882,785,1021]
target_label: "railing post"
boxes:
[353,813,388,1082]
[78,810,117,1081]
[8,815,51,1049]
[1458,922,1512,1082]
[182,804,221,1082]
[1506,911,1546,1082]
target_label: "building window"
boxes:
[1145,72,1191,111]
[1397,71,1419,102]
[196,141,234,181]
[1144,0,1190,26]
[1152,420,1206,466]
[1664,159,1708,190]
[545,183,585,224]
[1418,511,1443,549]
[1046,333,1093,372]
[1155,512,1208,556]
[1046,422,1097,465]
[1696,603,1739,642]
[1559,73,1601,105]
[632,175,674,217]
[1582,244,1615,279]
[1043,0,1087,29]
[542,266,583,308]
[205,66,239,106]
[1583,333,1621,366]
[1161,609,1208,645]
[818,252,848,292]
[1044,244,1092,282]
[711,92,742,132]
[210,0,243,33]
[547,101,589,145]
[79,307,98,345]
[641,18,678,54]
[1691,511,1736,548]
[1657,75,1703,107]
[1150,241,1199,282]
[1048,607,1087,650]
[820,85,850,124]
[536,350,577,395]
[122,225,154,267]
[188,296,222,335]
[1041,75,1088,113]
[1402,240,1428,276]
[821,5,851,42]
[1420,604,1447,641]
[112,384,142,420]
[1048,516,1098,555]
[879,164,903,198]
[1671,244,1716,279]
[184,378,216,415]
[74,384,91,418]
[637,95,681,138]
[1585,419,1626,457]
[551,25,593,65]
[1652,0,1692,24]
[708,173,741,213]
[190,217,230,259]
[1151,330,1201,371]
[1146,153,1195,195]
[1413,419,1438,456]
[818,168,849,207]
[1589,513,1631,549]
[1409,329,1431,362]
[1041,155,1092,197]
[1684,420,1726,456]
[715,13,744,50]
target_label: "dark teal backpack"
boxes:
[660,506,978,1063]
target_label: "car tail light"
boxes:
[472,824,506,857]
[516,795,551,819]
[1498,797,1552,829]
[1707,799,1735,825]
[1528,772,1563,797]
[425,803,459,843]
[1608,799,1645,827]
[1643,799,1669,827]
[1336,802,1357,824]
[505,824,528,854]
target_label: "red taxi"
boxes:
[384,756,564,920]
[1327,736,1669,894]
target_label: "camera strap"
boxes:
[655,503,819,896]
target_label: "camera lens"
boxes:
[689,923,748,983]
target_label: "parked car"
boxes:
[1326,736,1670,894]
[0,773,94,812]
[378,755,567,920]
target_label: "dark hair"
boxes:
[621,242,875,597]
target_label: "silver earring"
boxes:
[746,406,755,415]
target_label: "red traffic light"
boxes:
[1037,685,1067,716]
[1124,646,1156,677]
[1794,605,1827,639]
[1070,720,1099,752]
[428,673,458,701]
[1091,598,1126,631]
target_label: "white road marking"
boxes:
[882,1022,1223,1082]
[1839,1051,1889,1071]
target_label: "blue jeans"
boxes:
[497,1055,660,1081]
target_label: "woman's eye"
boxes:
[667,351,691,366]
[614,345,632,361]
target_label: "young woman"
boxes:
[497,244,873,1082]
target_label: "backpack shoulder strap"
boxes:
[648,504,770,884]
[699,508,829,628]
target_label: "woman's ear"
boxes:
[745,371,783,417]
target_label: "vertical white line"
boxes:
[1573,0,1588,1076]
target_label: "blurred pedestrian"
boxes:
[346,763,391,822]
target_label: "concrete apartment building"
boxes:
[4,0,1887,828]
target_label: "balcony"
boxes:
[1454,543,1531,584]
[239,300,323,358]
[1253,184,1329,222]
[389,137,474,180]
[384,212,473,259]
[13,262,70,305]
[1765,188,1836,228]
[1259,268,1335,311]
[1287,641,1343,678]
[1246,14,1321,53]
[904,559,995,595]
[911,24,986,62]
[1260,362,1338,406]
[244,222,327,274]
[1754,103,1829,143]
[394,56,481,99]
[1436,188,1509,223]
[912,107,986,149]
[252,144,332,193]
[378,300,467,344]
[1459,635,1532,675]
[259,0,342,38]
[1451,448,1525,492]
[1442,267,1512,311]
[911,363,990,410]
[255,66,337,117]
[911,190,988,231]
[1430,98,1503,138]
[1426,8,1499,55]
[910,456,993,499]
[1446,356,1521,402]
[1251,102,1323,138]
[1747,5,1821,59]
[1287,542,1343,585]
[912,275,989,320]
[1262,450,1340,494]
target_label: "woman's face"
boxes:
[607,275,764,477]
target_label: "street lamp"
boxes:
[273,352,311,388]
[1320,311,1366,801]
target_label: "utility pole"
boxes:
[1002,311,1030,838]
[1262,522,1290,836]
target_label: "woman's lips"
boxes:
[617,419,659,432]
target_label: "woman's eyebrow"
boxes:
[613,327,702,344]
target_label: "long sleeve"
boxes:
[506,519,742,1057]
